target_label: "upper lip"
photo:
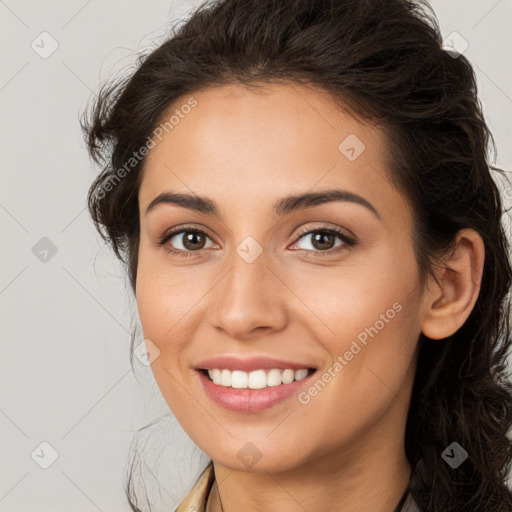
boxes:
[195,356,316,372]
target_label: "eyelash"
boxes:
[155,225,357,258]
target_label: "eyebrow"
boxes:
[145,189,381,219]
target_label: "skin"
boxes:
[135,83,484,511]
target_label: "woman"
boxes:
[81,0,512,510]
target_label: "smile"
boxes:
[205,368,311,389]
[195,356,317,412]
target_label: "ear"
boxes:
[421,228,485,340]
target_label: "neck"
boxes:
[206,402,412,512]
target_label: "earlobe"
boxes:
[421,229,485,340]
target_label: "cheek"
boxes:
[135,260,201,419]
[135,268,168,343]
[297,246,421,400]
[297,289,419,450]
[135,247,201,343]
[134,252,217,398]
[136,282,193,364]
[290,249,418,348]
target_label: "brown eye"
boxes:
[156,227,217,257]
[309,231,336,250]
[291,227,355,255]
[179,230,207,251]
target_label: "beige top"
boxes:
[174,462,422,512]
[175,463,215,512]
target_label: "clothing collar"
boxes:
[175,462,215,512]
[174,462,422,512]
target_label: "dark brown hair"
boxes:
[81,0,512,510]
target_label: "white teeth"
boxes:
[231,370,248,389]
[248,369,267,389]
[282,369,295,384]
[212,369,221,385]
[267,368,282,387]
[205,368,311,389]
[294,369,308,381]
[221,369,231,386]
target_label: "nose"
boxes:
[208,247,288,341]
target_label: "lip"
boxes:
[196,366,317,413]
[195,356,315,373]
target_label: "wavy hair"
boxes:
[81,0,512,510]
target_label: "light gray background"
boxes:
[1,1,511,511]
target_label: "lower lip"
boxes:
[197,370,316,412]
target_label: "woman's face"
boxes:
[136,83,426,472]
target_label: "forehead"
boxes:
[138,82,401,218]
